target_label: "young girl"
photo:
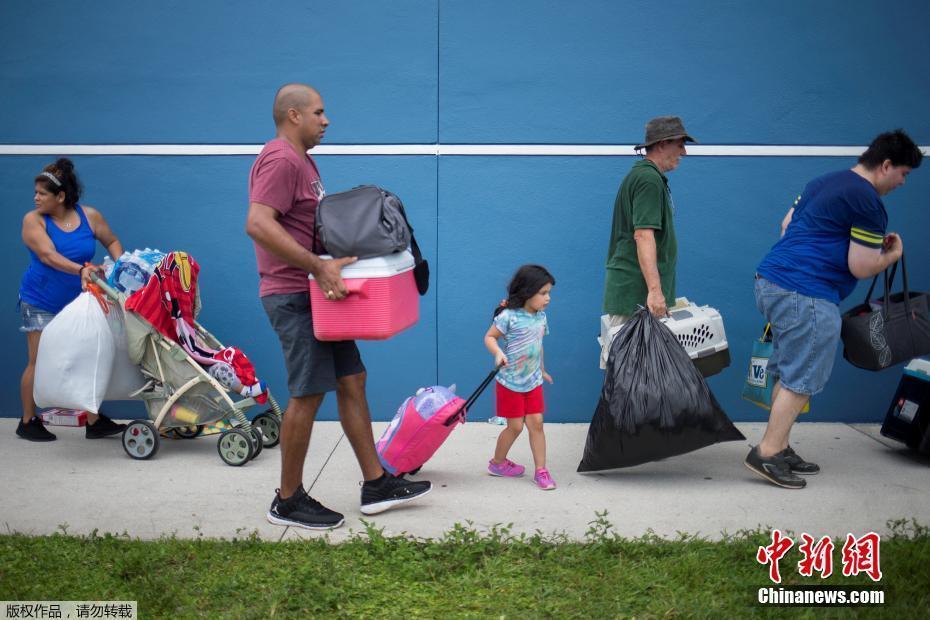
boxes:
[484,264,556,490]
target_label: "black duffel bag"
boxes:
[313,185,429,295]
[841,254,930,371]
[315,185,410,259]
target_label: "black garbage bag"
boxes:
[578,309,745,472]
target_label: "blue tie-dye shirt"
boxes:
[493,308,549,392]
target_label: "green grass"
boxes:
[1,515,927,619]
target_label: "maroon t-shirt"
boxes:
[248,138,326,297]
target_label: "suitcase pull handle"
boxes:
[443,364,503,427]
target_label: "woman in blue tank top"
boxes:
[16,158,128,442]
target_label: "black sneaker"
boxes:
[360,473,432,515]
[744,446,806,489]
[267,485,344,530]
[15,416,56,442]
[86,414,127,439]
[781,445,820,475]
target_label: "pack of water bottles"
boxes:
[103,248,166,294]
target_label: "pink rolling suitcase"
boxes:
[376,367,500,475]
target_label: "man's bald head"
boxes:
[273,83,319,126]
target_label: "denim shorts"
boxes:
[754,276,841,396]
[261,292,366,397]
[19,300,57,333]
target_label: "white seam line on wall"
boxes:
[4,144,927,157]
[435,0,442,387]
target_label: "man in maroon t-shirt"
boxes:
[246,84,431,530]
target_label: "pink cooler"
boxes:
[308,251,419,341]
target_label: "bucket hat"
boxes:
[635,116,696,150]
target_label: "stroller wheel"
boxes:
[174,424,203,439]
[252,412,281,448]
[249,427,264,460]
[123,421,159,460]
[217,429,253,466]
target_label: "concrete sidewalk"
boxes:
[1,419,927,542]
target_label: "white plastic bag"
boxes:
[34,292,115,413]
[103,301,147,400]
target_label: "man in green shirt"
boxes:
[601,116,695,367]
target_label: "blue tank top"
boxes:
[18,205,97,313]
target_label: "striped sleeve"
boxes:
[848,181,887,249]
[849,227,884,249]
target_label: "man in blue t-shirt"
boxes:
[745,130,923,490]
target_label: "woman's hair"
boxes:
[492,264,556,317]
[34,158,82,209]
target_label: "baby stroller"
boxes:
[90,270,283,466]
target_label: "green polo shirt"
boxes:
[603,159,677,316]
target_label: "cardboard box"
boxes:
[39,408,88,427]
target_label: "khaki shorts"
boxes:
[599,314,629,369]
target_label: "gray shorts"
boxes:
[261,292,365,397]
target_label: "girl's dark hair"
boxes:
[858,129,923,170]
[492,264,555,317]
[34,158,82,209]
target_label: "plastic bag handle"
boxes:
[86,283,110,315]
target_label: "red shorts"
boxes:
[495,382,545,418]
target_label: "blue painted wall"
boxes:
[3,1,929,423]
